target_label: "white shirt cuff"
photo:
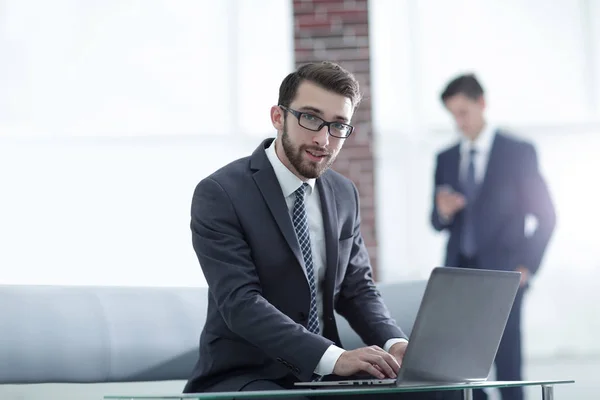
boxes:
[313,344,346,376]
[313,339,409,376]
[383,338,409,352]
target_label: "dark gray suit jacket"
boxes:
[183,138,405,393]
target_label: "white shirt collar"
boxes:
[265,138,316,198]
[459,123,496,155]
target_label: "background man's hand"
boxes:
[516,265,530,287]
[388,341,408,368]
[436,186,467,220]
[333,345,400,379]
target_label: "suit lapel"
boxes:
[317,175,339,283]
[251,140,305,274]
[316,174,340,341]
[447,145,461,191]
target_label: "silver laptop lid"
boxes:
[397,267,521,384]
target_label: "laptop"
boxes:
[295,266,521,387]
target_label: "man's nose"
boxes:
[312,125,330,147]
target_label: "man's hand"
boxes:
[333,345,400,379]
[516,265,530,287]
[436,186,466,220]
[388,341,408,368]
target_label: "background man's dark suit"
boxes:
[431,131,556,400]
[184,138,406,393]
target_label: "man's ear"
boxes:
[476,95,486,110]
[270,105,284,131]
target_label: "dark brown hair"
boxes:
[277,61,362,110]
[441,73,485,102]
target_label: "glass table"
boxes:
[104,379,574,400]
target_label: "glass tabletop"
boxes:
[104,379,574,399]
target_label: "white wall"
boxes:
[370,0,600,361]
[0,0,293,287]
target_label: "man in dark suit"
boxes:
[431,74,556,400]
[183,62,444,399]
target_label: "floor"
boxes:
[488,355,596,400]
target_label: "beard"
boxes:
[281,119,336,179]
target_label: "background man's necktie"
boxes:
[461,148,478,257]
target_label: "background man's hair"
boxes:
[440,73,485,102]
[278,61,362,110]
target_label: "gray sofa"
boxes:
[0,280,427,385]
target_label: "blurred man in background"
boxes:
[431,74,556,400]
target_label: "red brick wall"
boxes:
[292,0,379,278]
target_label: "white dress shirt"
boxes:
[459,123,497,185]
[265,140,406,376]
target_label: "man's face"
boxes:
[271,81,354,179]
[444,94,486,140]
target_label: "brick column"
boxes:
[292,0,379,278]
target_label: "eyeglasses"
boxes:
[279,105,354,139]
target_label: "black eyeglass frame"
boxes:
[279,105,354,139]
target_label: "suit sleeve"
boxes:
[431,153,453,231]
[517,143,556,274]
[191,177,333,381]
[334,183,407,346]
